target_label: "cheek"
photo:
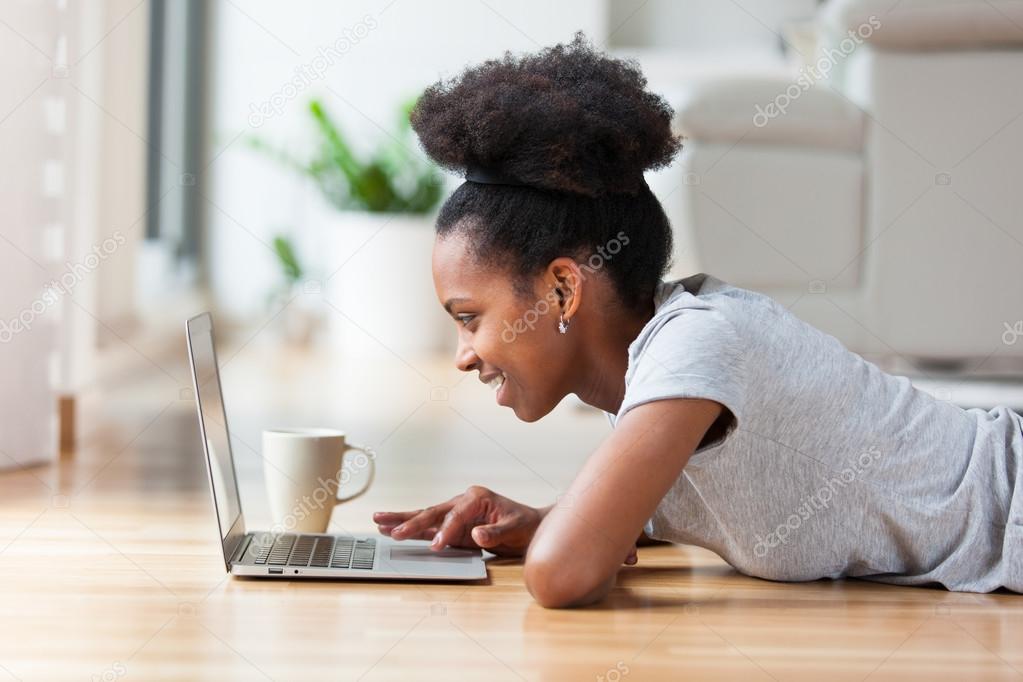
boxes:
[477,299,563,378]
[472,329,504,365]
[487,321,557,377]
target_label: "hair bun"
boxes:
[410,31,682,197]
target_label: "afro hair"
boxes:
[411,31,681,197]
[411,31,682,309]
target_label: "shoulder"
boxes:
[613,273,753,437]
[627,273,749,372]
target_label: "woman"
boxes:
[373,32,1022,607]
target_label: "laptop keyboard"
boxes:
[248,534,376,570]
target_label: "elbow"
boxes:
[523,556,615,609]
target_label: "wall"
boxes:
[205,0,610,318]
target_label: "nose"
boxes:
[454,335,479,373]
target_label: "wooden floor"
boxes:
[1,332,1021,681]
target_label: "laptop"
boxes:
[186,312,487,581]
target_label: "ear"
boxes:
[545,257,584,321]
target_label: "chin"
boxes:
[513,407,543,423]
[511,399,556,423]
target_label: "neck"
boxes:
[571,300,654,414]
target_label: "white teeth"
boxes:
[487,373,505,390]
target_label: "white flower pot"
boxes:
[308,209,453,359]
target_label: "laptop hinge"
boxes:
[230,533,253,564]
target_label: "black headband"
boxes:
[464,164,528,187]
[465,165,648,194]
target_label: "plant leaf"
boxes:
[272,235,302,282]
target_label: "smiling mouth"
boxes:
[480,371,510,405]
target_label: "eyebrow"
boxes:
[443,297,471,315]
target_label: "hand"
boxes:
[373,486,544,557]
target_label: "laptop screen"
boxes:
[186,313,242,543]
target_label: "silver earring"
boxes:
[558,314,570,334]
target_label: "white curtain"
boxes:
[0,1,102,468]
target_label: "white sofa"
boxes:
[667,0,1023,366]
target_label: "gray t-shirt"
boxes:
[606,272,1022,592]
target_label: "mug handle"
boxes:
[336,442,375,503]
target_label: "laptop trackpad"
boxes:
[389,546,475,564]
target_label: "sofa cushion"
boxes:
[823,0,1023,51]
[675,76,864,152]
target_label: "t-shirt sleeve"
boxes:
[616,306,747,453]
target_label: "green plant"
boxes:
[247,97,443,214]
[272,235,302,284]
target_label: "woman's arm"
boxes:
[523,397,723,608]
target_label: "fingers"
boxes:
[431,491,492,549]
[372,511,417,525]
[623,545,638,566]
[380,504,452,541]
[377,525,437,541]
[374,512,414,537]
[373,511,416,535]
[470,518,519,548]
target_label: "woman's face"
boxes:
[432,232,577,422]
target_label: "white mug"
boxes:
[261,428,375,534]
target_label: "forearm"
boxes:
[524,503,635,607]
[522,399,721,608]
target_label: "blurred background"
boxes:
[2,0,1023,511]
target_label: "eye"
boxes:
[456,313,476,327]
